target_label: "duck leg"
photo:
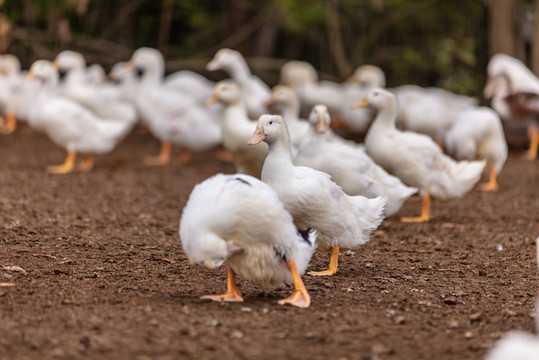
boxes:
[477,165,498,191]
[201,266,244,303]
[278,258,311,308]
[309,245,339,276]
[144,140,171,165]
[0,111,16,135]
[77,155,94,172]
[401,194,431,223]
[177,147,192,165]
[47,151,77,174]
[524,126,538,160]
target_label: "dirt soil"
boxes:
[1,125,538,360]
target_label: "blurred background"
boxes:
[0,0,537,98]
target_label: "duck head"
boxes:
[206,81,241,106]
[308,104,330,134]
[248,114,289,145]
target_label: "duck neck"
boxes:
[282,100,300,123]
[371,102,397,132]
[227,57,251,85]
[263,134,294,178]
[140,57,165,87]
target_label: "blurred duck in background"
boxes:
[0,54,40,135]
[127,47,221,165]
[263,85,310,155]
[207,48,270,118]
[444,107,507,192]
[26,60,135,174]
[393,85,477,147]
[206,81,267,178]
[485,53,539,160]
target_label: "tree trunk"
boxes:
[532,0,539,74]
[489,0,516,56]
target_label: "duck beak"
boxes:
[263,94,276,106]
[484,78,497,99]
[205,93,219,106]
[125,60,135,70]
[316,113,327,134]
[247,127,266,145]
[52,60,60,70]
[24,70,35,82]
[351,97,370,109]
[206,59,221,71]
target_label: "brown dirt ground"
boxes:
[1,124,538,360]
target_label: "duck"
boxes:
[206,48,270,118]
[337,64,385,134]
[248,114,386,276]
[179,173,316,308]
[108,61,140,104]
[279,60,344,120]
[263,85,310,153]
[26,60,134,174]
[444,107,507,192]
[0,54,40,134]
[484,54,539,160]
[295,105,417,216]
[354,88,485,222]
[206,81,268,177]
[54,50,137,127]
[393,85,477,146]
[128,47,221,165]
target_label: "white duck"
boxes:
[248,114,386,276]
[180,173,316,308]
[108,61,140,104]
[393,85,477,145]
[206,81,268,178]
[0,54,40,134]
[263,85,310,153]
[295,105,417,217]
[279,60,344,121]
[484,54,539,160]
[444,107,507,192]
[26,60,133,174]
[54,50,137,127]
[129,47,221,165]
[338,64,385,133]
[354,88,485,222]
[206,48,270,118]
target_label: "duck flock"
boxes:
[1,48,538,358]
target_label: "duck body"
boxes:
[394,85,477,144]
[445,107,507,181]
[55,51,137,126]
[28,60,131,154]
[250,115,386,252]
[180,173,316,287]
[485,54,539,159]
[295,105,417,216]
[131,47,221,161]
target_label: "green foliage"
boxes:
[0,0,493,94]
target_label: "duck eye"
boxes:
[269,121,273,125]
